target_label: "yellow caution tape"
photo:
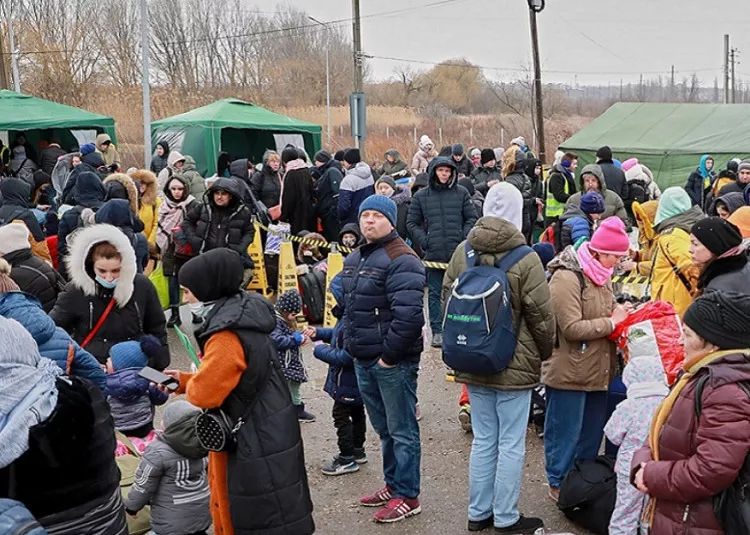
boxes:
[612,273,649,285]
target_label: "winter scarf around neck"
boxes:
[626,381,669,400]
[577,241,613,286]
[157,193,196,254]
[0,355,61,468]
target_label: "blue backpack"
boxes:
[442,243,532,374]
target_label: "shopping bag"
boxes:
[148,263,170,310]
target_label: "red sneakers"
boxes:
[373,498,422,523]
[359,486,393,507]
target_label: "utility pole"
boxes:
[730,47,737,104]
[670,65,675,101]
[527,0,546,163]
[724,34,730,104]
[308,17,331,143]
[141,0,151,168]
[8,19,20,92]
[351,0,365,157]
[0,24,9,90]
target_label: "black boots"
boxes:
[167,306,181,327]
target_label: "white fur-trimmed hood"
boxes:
[65,224,137,307]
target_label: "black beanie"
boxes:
[334,149,346,161]
[281,146,299,165]
[684,291,750,350]
[480,148,496,165]
[596,146,613,161]
[344,148,361,166]
[314,150,331,164]
[691,217,743,257]
[452,143,464,156]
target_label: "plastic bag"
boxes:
[148,263,170,310]
[608,300,684,385]
[264,222,290,255]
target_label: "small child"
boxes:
[304,274,367,475]
[124,400,211,535]
[106,336,168,442]
[604,354,668,535]
[270,289,316,422]
[559,191,606,249]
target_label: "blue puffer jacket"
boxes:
[312,275,361,405]
[0,292,106,391]
[106,368,168,432]
[341,230,426,364]
[559,203,594,249]
[0,500,47,535]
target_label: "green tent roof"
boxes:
[0,90,116,131]
[559,102,750,189]
[152,98,321,134]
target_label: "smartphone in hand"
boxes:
[138,366,179,391]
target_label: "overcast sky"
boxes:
[251,0,750,87]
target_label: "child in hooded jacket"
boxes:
[124,400,211,535]
[270,289,316,422]
[304,274,367,476]
[106,335,169,444]
[604,354,668,535]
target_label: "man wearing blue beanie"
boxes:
[343,193,426,523]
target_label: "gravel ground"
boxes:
[164,310,591,535]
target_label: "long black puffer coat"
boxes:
[49,224,170,368]
[181,250,315,535]
[182,177,255,269]
[406,156,477,262]
[504,154,534,240]
[4,247,65,312]
[0,178,46,242]
[249,159,282,210]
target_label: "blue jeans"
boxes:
[168,276,181,308]
[354,359,420,499]
[467,385,531,528]
[427,268,445,334]
[544,386,608,488]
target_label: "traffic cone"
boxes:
[323,243,344,328]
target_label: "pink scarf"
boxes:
[577,242,613,287]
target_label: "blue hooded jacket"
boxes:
[312,274,362,405]
[0,292,106,391]
[94,199,149,272]
[685,154,716,206]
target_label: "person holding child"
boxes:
[271,289,316,423]
[305,273,367,476]
[124,400,211,535]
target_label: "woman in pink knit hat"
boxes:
[541,217,633,502]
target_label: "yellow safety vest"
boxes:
[546,172,570,219]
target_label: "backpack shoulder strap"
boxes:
[464,241,480,267]
[495,245,533,272]
[693,376,750,418]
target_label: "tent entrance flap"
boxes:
[273,133,304,154]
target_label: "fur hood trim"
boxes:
[129,169,158,206]
[65,224,137,307]
[104,173,140,215]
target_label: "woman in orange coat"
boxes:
[162,249,314,535]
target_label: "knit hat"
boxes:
[334,149,346,162]
[281,146,299,165]
[344,148,361,166]
[511,136,526,148]
[738,159,750,173]
[690,217,742,257]
[375,175,396,192]
[452,143,464,156]
[358,194,398,228]
[109,335,161,371]
[162,400,201,430]
[655,187,692,225]
[596,146,613,161]
[470,148,481,158]
[314,150,331,164]
[0,258,20,294]
[483,183,523,231]
[480,148,496,165]
[276,289,302,315]
[179,249,244,303]
[590,217,630,255]
[728,206,750,239]
[580,192,606,215]
[532,242,555,270]
[683,291,750,350]
[80,143,96,156]
[0,223,31,256]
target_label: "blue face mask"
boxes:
[95,275,118,289]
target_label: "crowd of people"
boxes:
[0,129,749,535]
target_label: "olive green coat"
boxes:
[441,217,555,390]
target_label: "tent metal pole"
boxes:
[141,0,152,168]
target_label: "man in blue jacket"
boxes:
[341,194,426,524]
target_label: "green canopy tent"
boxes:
[0,90,116,155]
[151,98,323,177]
[559,102,750,190]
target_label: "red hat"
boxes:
[590,217,630,256]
